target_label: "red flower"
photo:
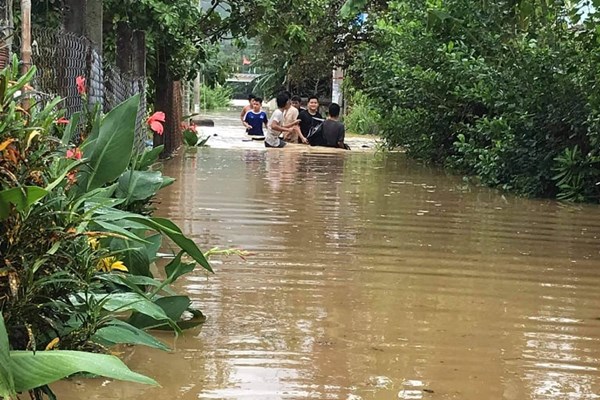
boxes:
[66,171,77,185]
[76,76,86,95]
[148,111,165,135]
[55,117,69,125]
[66,147,83,160]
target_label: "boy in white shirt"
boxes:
[266,93,293,148]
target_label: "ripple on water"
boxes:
[55,110,600,400]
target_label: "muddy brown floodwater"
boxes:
[57,111,600,399]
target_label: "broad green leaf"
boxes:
[124,216,212,272]
[81,94,140,192]
[128,296,191,330]
[137,145,164,170]
[5,65,36,100]
[98,274,176,295]
[151,307,206,331]
[110,238,152,277]
[10,350,157,391]
[92,220,150,244]
[165,252,195,284]
[0,314,16,399]
[145,233,163,262]
[93,321,170,351]
[61,112,81,146]
[0,186,48,220]
[183,129,198,146]
[99,292,170,322]
[116,170,168,204]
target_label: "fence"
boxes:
[30,27,147,150]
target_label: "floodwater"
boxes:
[57,110,600,399]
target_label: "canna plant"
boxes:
[0,57,212,399]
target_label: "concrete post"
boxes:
[132,31,146,78]
[116,21,132,74]
[85,0,102,51]
[193,73,200,114]
[64,0,86,36]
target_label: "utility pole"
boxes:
[192,0,202,115]
[20,0,31,74]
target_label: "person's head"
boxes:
[252,97,263,112]
[276,92,290,109]
[307,95,319,112]
[247,94,256,103]
[291,95,302,109]
[328,102,341,118]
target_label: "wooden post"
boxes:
[20,0,31,74]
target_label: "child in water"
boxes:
[243,97,268,137]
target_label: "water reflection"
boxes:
[55,111,600,400]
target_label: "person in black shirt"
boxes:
[298,95,323,139]
[321,103,346,149]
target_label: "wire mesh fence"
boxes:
[30,27,147,149]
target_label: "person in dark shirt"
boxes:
[243,97,268,136]
[321,102,346,148]
[298,95,323,138]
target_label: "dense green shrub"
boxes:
[200,84,232,110]
[344,90,380,135]
[348,0,600,201]
[0,59,213,398]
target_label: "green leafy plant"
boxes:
[0,314,157,400]
[344,90,380,135]
[345,0,600,201]
[199,84,232,110]
[0,58,214,398]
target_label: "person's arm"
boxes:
[243,113,252,131]
[271,119,291,133]
[337,124,346,148]
[271,112,291,133]
[240,106,249,123]
[262,113,268,128]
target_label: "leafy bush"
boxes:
[344,90,380,135]
[348,0,600,201]
[199,84,232,110]
[0,58,213,398]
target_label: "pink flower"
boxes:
[148,111,165,135]
[66,171,77,185]
[55,117,69,125]
[76,76,86,95]
[66,147,82,160]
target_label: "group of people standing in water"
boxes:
[240,92,347,149]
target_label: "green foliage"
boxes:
[553,146,600,202]
[0,59,213,396]
[77,95,139,193]
[200,84,232,110]
[0,314,157,400]
[348,0,600,202]
[344,90,380,135]
[103,0,261,82]
[246,0,375,97]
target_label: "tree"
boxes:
[246,0,377,98]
